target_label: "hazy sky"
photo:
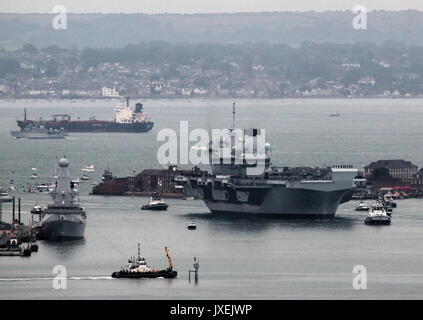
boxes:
[1,0,423,13]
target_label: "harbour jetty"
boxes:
[1,197,38,257]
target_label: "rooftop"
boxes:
[365,159,418,170]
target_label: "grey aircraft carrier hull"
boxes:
[39,217,86,241]
[204,187,353,218]
[179,166,362,218]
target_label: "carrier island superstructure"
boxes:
[176,107,365,218]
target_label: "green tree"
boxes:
[22,43,38,54]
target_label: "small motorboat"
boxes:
[22,245,31,257]
[82,165,95,173]
[30,173,39,179]
[36,183,55,193]
[383,205,394,216]
[0,187,13,202]
[141,194,168,211]
[365,202,391,225]
[111,244,177,279]
[187,220,197,230]
[30,204,43,214]
[383,197,397,209]
[355,201,370,211]
[0,238,22,256]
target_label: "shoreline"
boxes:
[1,96,423,103]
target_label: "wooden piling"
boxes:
[189,257,200,283]
[18,198,21,224]
[12,197,15,222]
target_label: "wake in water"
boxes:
[0,276,113,282]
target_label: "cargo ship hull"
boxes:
[17,120,154,133]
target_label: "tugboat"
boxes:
[365,202,391,225]
[187,220,197,230]
[141,194,169,211]
[355,201,370,211]
[111,244,177,279]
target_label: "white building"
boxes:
[101,87,119,97]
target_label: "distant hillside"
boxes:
[1,10,423,48]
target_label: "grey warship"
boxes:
[37,158,86,240]
[11,125,66,139]
[177,105,365,218]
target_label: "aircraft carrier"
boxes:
[176,105,365,218]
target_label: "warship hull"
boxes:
[203,187,352,218]
[11,130,65,139]
[38,216,86,240]
[179,167,361,218]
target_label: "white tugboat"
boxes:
[36,157,87,240]
[365,202,391,225]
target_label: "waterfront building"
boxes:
[364,159,418,179]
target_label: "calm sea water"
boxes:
[0,98,422,299]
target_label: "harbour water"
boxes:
[1,98,423,299]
